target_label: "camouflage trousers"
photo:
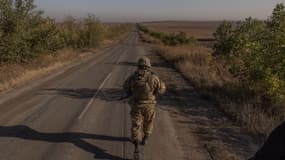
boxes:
[129,104,156,143]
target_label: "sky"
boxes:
[34,0,285,22]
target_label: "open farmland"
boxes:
[143,21,221,39]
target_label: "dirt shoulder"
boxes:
[146,47,259,160]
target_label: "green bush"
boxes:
[0,0,131,63]
[213,21,234,55]
[213,3,285,103]
[60,16,81,48]
[0,0,60,62]
[80,15,104,48]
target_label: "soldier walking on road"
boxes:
[123,57,166,159]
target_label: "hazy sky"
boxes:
[35,0,285,22]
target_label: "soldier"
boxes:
[123,57,166,158]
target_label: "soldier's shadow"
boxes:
[40,88,125,102]
[0,125,131,160]
[116,61,172,69]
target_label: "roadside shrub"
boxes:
[0,0,62,63]
[60,16,81,48]
[104,23,132,39]
[213,21,234,55]
[78,15,104,48]
[0,0,132,64]
[138,24,196,46]
[213,3,285,112]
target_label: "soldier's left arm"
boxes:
[123,75,133,96]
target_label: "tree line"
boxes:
[0,0,131,63]
[137,24,196,46]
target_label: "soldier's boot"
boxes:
[133,141,140,160]
[141,135,149,146]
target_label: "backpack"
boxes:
[131,70,154,102]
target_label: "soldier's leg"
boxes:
[130,106,143,144]
[142,104,156,142]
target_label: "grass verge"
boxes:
[0,29,131,93]
[140,28,280,141]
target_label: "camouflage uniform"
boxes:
[123,57,166,144]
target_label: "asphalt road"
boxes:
[0,30,184,160]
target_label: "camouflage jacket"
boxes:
[123,69,166,105]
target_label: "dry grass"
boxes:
[139,21,282,144]
[152,42,279,139]
[0,49,92,92]
[154,45,232,87]
[0,25,131,93]
[238,104,279,136]
[138,31,162,45]
[143,21,221,39]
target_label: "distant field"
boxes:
[143,21,221,39]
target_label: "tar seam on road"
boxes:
[115,45,128,65]
[123,101,127,159]
[78,72,112,119]
[205,144,216,160]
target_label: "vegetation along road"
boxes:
[0,27,263,160]
[2,1,285,160]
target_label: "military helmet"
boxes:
[138,57,151,68]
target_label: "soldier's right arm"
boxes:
[158,80,166,94]
[152,75,166,95]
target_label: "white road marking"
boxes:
[78,72,112,119]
